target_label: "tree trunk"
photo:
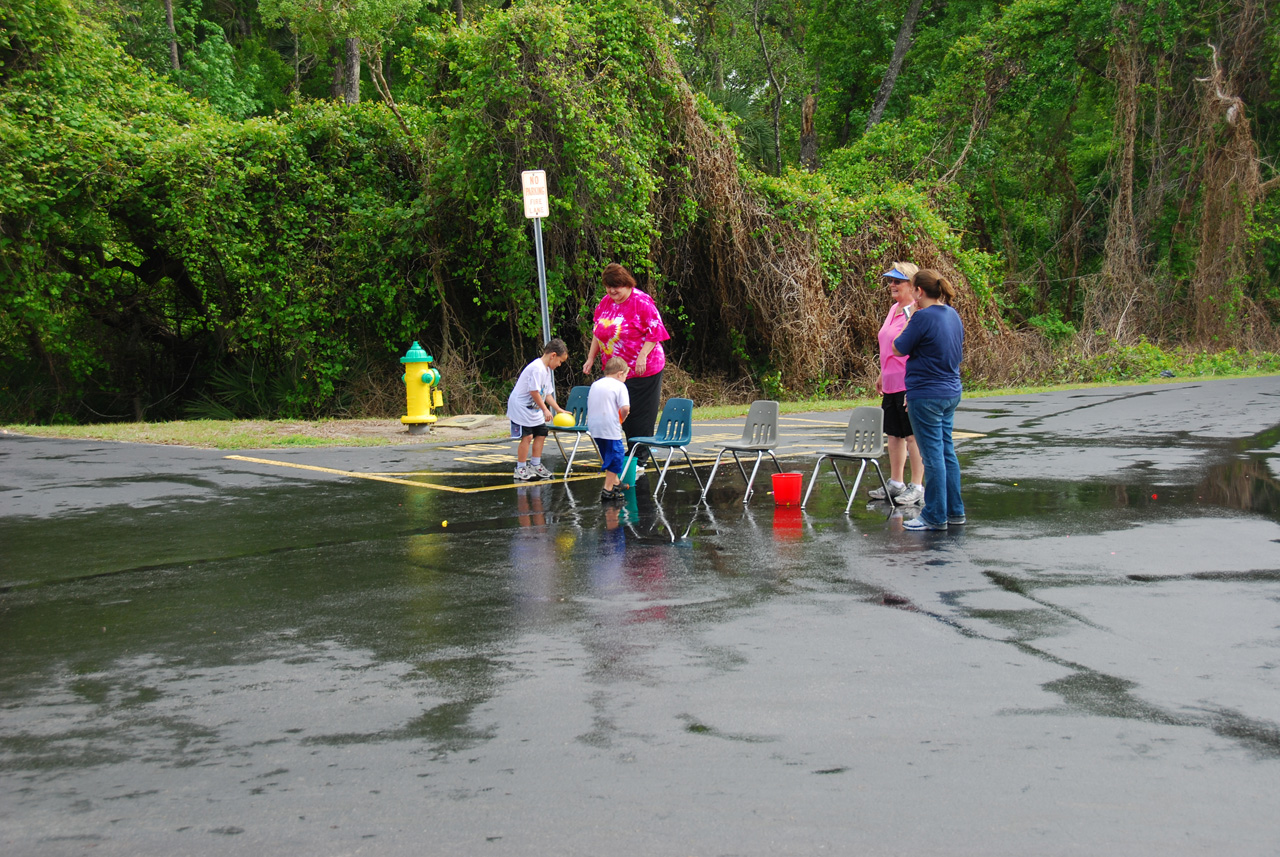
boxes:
[330,42,344,99]
[455,0,464,26]
[163,0,180,71]
[753,0,784,176]
[343,38,361,104]
[865,0,926,132]
[799,89,818,171]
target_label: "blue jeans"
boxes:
[907,395,964,526]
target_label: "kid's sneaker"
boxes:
[600,486,625,502]
[531,464,554,479]
[514,465,536,481]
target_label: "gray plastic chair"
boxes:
[801,406,896,514]
[699,400,783,504]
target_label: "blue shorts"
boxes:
[594,438,627,476]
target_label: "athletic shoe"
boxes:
[948,515,966,525]
[868,482,905,501]
[514,465,536,481]
[600,486,625,502]
[531,464,554,479]
[895,484,925,505]
[902,517,947,531]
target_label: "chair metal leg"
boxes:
[622,444,644,488]
[654,448,678,493]
[831,460,848,497]
[870,460,895,507]
[768,452,784,473]
[679,447,705,491]
[742,452,764,504]
[563,433,583,479]
[550,431,568,464]
[731,451,749,483]
[801,455,828,509]
[845,460,870,514]
[701,448,729,501]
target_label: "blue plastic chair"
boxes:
[800,406,895,514]
[623,398,704,495]
[700,400,783,504]
[547,385,593,477]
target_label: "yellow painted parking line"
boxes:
[225,455,605,494]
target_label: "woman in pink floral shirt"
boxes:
[582,264,671,465]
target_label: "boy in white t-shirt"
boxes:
[587,356,631,502]
[506,339,569,480]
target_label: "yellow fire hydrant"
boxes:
[401,341,442,434]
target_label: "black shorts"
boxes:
[510,421,549,439]
[881,391,914,438]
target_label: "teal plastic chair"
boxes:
[547,385,593,478]
[700,400,783,504]
[800,406,895,514]
[622,398,704,495]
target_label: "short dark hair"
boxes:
[602,263,636,291]
[543,338,568,356]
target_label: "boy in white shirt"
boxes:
[506,339,569,480]
[587,356,631,502]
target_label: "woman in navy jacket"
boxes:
[892,269,966,531]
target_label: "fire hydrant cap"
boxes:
[400,341,433,364]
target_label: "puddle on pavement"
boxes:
[3,428,1280,801]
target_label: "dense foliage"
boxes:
[1,0,1277,422]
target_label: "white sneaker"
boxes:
[514,465,536,481]
[868,481,905,501]
[531,464,554,479]
[895,484,925,505]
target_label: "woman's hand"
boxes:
[582,359,593,375]
[875,373,884,396]
[633,354,647,377]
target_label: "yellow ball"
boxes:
[552,412,576,428]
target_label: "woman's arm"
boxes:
[582,338,601,375]
[633,341,656,376]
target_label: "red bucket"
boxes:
[771,472,803,506]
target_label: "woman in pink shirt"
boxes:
[871,262,925,506]
[582,264,671,466]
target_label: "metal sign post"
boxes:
[521,170,552,345]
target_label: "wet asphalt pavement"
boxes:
[2,377,1280,855]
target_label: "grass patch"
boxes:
[0,420,400,449]
[7,371,1278,447]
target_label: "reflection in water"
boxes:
[6,418,1280,845]
[1198,455,1280,514]
[511,485,561,620]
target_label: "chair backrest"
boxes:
[840,406,886,456]
[652,398,695,445]
[739,400,779,445]
[564,385,590,426]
